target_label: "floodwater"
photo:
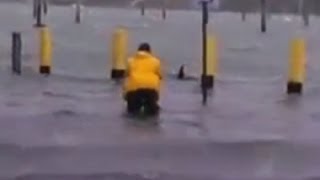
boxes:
[1,2,320,180]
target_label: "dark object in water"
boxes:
[177,65,185,80]
[129,103,160,118]
[126,106,160,126]
[11,32,22,75]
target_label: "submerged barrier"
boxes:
[136,0,167,20]
[140,2,145,16]
[161,0,167,20]
[110,27,128,79]
[204,34,218,89]
[200,0,223,105]
[241,11,246,22]
[260,0,267,33]
[299,0,310,27]
[161,6,167,20]
[75,1,81,24]
[39,26,53,75]
[33,0,48,28]
[11,32,22,75]
[287,37,306,95]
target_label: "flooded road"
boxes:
[0,2,320,180]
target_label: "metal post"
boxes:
[11,32,22,75]
[241,11,246,21]
[34,0,47,27]
[162,0,167,20]
[35,0,43,27]
[141,2,145,16]
[43,0,48,15]
[261,0,267,33]
[301,0,309,27]
[33,0,38,19]
[75,0,81,24]
[201,1,209,105]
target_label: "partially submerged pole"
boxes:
[11,32,22,75]
[33,0,38,19]
[260,0,267,33]
[200,0,209,105]
[301,0,309,27]
[110,27,128,79]
[241,11,246,21]
[161,0,167,20]
[140,2,145,16]
[34,0,46,27]
[287,38,306,94]
[43,0,48,15]
[75,0,81,24]
[39,26,53,75]
[35,0,43,27]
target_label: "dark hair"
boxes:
[138,42,151,53]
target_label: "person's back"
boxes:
[123,43,162,116]
[125,51,161,93]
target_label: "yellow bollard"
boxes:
[202,34,218,89]
[111,27,128,79]
[287,37,306,94]
[39,26,52,74]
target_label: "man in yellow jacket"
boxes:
[123,43,162,115]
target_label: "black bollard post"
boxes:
[34,0,46,27]
[141,2,145,16]
[302,0,309,27]
[36,3,42,26]
[75,1,81,24]
[33,0,38,19]
[161,0,166,20]
[260,0,267,33]
[35,0,43,27]
[177,65,185,80]
[43,0,48,15]
[200,0,209,105]
[241,11,246,21]
[11,32,22,75]
[162,7,167,20]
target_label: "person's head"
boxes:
[138,42,151,53]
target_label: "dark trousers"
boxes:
[126,89,159,115]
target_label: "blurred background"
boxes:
[4,0,319,14]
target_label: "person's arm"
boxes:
[156,60,162,80]
[122,58,132,99]
[125,58,133,77]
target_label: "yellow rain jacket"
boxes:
[123,51,162,96]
